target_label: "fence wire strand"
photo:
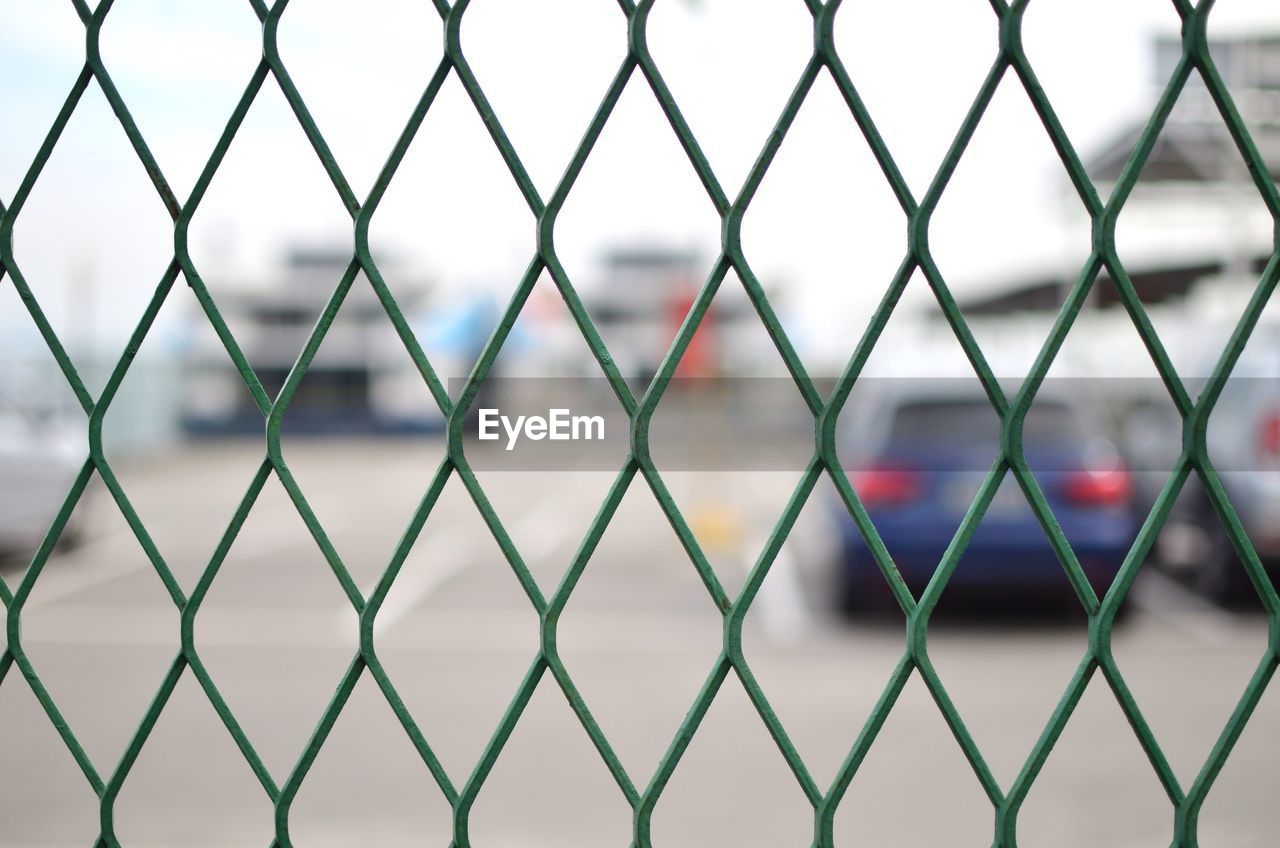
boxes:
[0,0,1277,846]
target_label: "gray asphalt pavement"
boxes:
[1,440,1276,847]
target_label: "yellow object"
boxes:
[689,502,744,553]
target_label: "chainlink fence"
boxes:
[2,0,1279,846]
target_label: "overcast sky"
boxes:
[1,0,1277,363]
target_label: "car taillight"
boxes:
[853,468,921,506]
[1063,467,1131,506]
[1258,410,1280,458]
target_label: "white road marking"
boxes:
[740,475,817,643]
[12,495,573,646]
[13,532,147,607]
[22,524,322,609]
[353,501,571,638]
[1129,571,1242,647]
[745,535,811,644]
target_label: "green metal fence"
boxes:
[1,0,1278,846]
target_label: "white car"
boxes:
[0,390,86,559]
[1145,329,1280,602]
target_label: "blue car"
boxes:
[834,390,1138,614]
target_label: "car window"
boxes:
[888,399,1083,447]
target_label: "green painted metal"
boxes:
[0,0,1277,846]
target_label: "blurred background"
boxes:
[2,0,1280,845]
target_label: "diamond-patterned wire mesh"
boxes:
[1,0,1278,845]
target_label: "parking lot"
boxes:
[1,439,1277,847]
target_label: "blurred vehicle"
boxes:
[578,245,767,383]
[0,384,86,559]
[182,246,439,435]
[1152,331,1280,603]
[833,385,1138,614]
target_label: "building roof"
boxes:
[1087,119,1280,184]
[958,255,1274,316]
[954,32,1280,317]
